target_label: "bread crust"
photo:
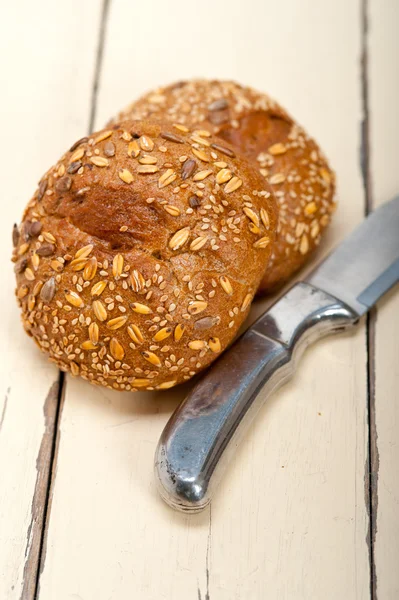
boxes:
[111,80,336,292]
[12,119,277,391]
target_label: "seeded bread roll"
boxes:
[111,80,336,293]
[12,119,277,391]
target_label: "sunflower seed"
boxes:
[56,176,72,193]
[194,316,219,330]
[36,243,55,257]
[14,258,27,273]
[40,277,56,303]
[210,143,235,158]
[30,221,43,237]
[161,132,184,144]
[208,98,228,111]
[37,179,48,200]
[209,112,229,125]
[104,141,116,157]
[189,196,201,208]
[70,136,88,152]
[181,158,197,180]
[12,224,20,247]
[67,161,82,174]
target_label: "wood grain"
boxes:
[0,2,103,598]
[36,0,371,599]
[369,0,399,597]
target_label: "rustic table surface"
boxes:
[0,1,398,599]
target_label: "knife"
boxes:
[154,196,399,512]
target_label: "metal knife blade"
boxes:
[307,196,399,314]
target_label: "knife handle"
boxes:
[154,282,358,512]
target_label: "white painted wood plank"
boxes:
[369,1,399,597]
[39,0,370,598]
[0,2,102,598]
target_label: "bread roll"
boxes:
[111,80,336,293]
[12,119,277,391]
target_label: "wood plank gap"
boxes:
[33,374,66,600]
[361,0,379,598]
[19,374,63,600]
[89,0,112,133]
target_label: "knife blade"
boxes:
[155,196,399,512]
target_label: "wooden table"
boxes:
[1,1,398,598]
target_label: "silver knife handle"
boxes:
[154,282,358,512]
